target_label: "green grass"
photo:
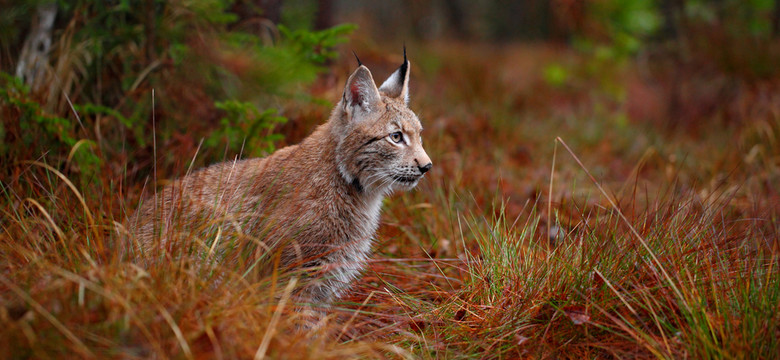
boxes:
[1,41,779,358]
[368,134,778,358]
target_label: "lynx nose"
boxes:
[419,162,432,174]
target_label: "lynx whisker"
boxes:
[129,51,432,308]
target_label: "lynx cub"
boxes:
[130,51,431,304]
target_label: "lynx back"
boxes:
[129,51,431,304]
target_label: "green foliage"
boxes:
[71,103,146,146]
[686,0,776,36]
[279,0,318,30]
[181,0,239,25]
[279,24,357,64]
[0,0,355,180]
[600,0,660,37]
[1,7,778,356]
[0,72,104,183]
[0,72,75,159]
[69,139,104,186]
[206,100,287,157]
[540,0,663,131]
[587,0,660,57]
[542,63,569,88]
[212,23,355,101]
[0,1,37,54]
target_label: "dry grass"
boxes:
[1,40,779,358]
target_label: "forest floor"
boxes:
[2,40,778,358]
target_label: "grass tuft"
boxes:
[2,40,778,358]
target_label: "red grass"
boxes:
[2,40,779,358]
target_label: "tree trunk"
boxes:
[773,0,780,37]
[15,2,57,91]
[443,0,467,38]
[315,0,334,30]
[144,0,156,63]
[260,0,282,24]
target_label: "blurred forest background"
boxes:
[1,0,779,358]
[1,0,779,185]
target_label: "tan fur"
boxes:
[128,56,431,303]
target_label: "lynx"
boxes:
[129,51,431,304]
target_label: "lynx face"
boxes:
[335,55,432,195]
[129,51,430,306]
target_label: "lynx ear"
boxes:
[378,48,410,105]
[343,65,381,117]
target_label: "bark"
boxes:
[773,0,780,37]
[144,0,156,63]
[315,0,334,30]
[260,0,282,24]
[231,0,279,23]
[443,0,467,38]
[15,2,57,91]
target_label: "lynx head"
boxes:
[334,50,432,195]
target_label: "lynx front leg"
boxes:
[286,262,360,331]
[298,259,362,305]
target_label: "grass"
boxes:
[1,40,779,358]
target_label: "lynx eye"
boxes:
[389,131,404,144]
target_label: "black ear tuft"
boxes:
[398,46,409,85]
[378,47,411,104]
[352,51,362,67]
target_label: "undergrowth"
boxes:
[2,1,779,358]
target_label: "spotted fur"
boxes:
[129,54,431,304]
